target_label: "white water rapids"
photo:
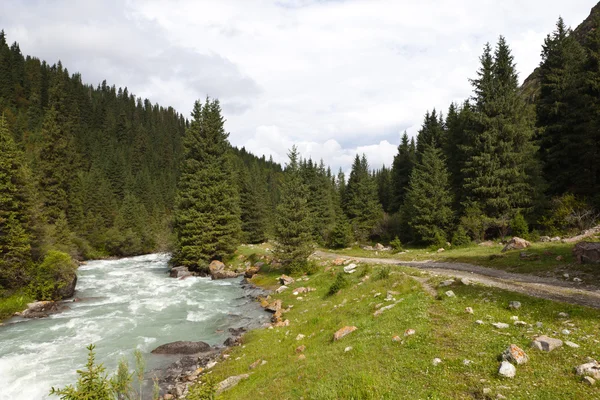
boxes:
[0,254,266,400]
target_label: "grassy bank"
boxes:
[0,291,34,322]
[201,256,600,399]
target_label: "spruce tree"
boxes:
[416,109,445,157]
[239,163,268,244]
[274,146,312,273]
[0,115,32,290]
[172,99,241,270]
[462,38,539,234]
[404,144,454,245]
[343,154,383,241]
[390,132,415,213]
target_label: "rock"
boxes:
[531,335,563,352]
[333,258,345,266]
[151,341,211,355]
[375,243,385,250]
[432,358,442,366]
[475,320,484,325]
[344,264,357,273]
[508,301,521,310]
[275,285,288,294]
[576,361,600,380]
[502,344,529,365]
[244,266,260,278]
[293,287,308,295]
[163,394,174,400]
[514,321,528,326]
[483,388,492,395]
[273,319,290,327]
[170,266,191,278]
[565,341,580,348]
[562,329,571,335]
[209,260,238,279]
[296,334,305,341]
[439,279,455,287]
[56,273,77,299]
[498,361,516,378]
[479,241,494,247]
[502,237,531,252]
[20,301,67,318]
[216,374,249,394]
[298,354,306,360]
[492,323,509,329]
[558,312,569,318]
[540,236,551,242]
[463,359,473,366]
[465,307,474,314]
[460,278,471,285]
[510,316,519,321]
[265,299,282,313]
[573,242,600,264]
[279,275,294,285]
[437,248,445,253]
[249,359,262,369]
[333,326,357,341]
[392,335,402,342]
[296,345,306,353]
[404,329,416,336]
[373,303,396,317]
[573,277,583,283]
[583,376,596,386]
[344,346,352,352]
[556,255,564,261]
[445,290,456,298]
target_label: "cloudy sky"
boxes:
[0,0,595,172]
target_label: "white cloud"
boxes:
[0,0,596,172]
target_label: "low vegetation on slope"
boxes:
[196,258,600,399]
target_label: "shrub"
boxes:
[358,264,372,278]
[328,218,353,249]
[187,375,217,400]
[451,226,471,247]
[510,212,529,237]
[376,266,391,280]
[460,205,491,242]
[390,236,403,253]
[328,273,349,296]
[428,229,447,251]
[31,251,77,301]
[540,193,599,234]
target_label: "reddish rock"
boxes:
[333,326,357,341]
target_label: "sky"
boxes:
[0,0,595,173]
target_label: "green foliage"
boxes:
[390,133,416,213]
[274,147,313,274]
[540,193,599,234]
[451,226,472,247]
[358,264,372,278]
[375,266,391,280]
[31,250,77,301]
[49,344,113,400]
[187,375,217,400]
[459,205,491,243]
[328,217,353,249]
[390,236,403,253]
[510,211,529,237]
[404,144,454,244]
[327,272,349,296]
[172,99,242,270]
[110,358,133,400]
[0,291,34,321]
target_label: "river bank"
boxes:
[0,254,269,400]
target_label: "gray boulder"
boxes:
[151,341,212,355]
[573,242,600,264]
[531,335,563,352]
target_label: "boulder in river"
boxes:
[151,341,212,355]
[56,273,77,299]
[18,301,68,318]
[170,266,192,278]
[572,242,600,264]
[209,260,239,280]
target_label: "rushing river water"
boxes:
[0,254,267,400]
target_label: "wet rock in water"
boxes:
[502,344,529,365]
[573,242,600,264]
[502,237,531,252]
[531,335,563,352]
[209,260,238,279]
[151,341,212,355]
[170,266,191,278]
[333,326,357,341]
[279,275,294,285]
[216,374,249,394]
[56,273,78,299]
[498,361,516,378]
[575,360,600,380]
[19,301,68,318]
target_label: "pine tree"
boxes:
[0,115,32,290]
[390,132,415,213]
[343,154,383,241]
[416,109,445,157]
[462,38,539,234]
[375,165,393,213]
[274,146,312,273]
[172,99,241,270]
[239,163,268,244]
[404,144,454,245]
[444,102,473,209]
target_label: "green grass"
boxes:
[0,291,33,321]
[200,261,600,399]
[325,240,599,279]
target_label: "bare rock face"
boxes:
[56,273,77,299]
[502,237,531,252]
[573,242,600,264]
[209,260,238,280]
[151,341,212,355]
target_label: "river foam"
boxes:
[0,254,266,400]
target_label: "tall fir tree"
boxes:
[390,132,416,213]
[239,162,268,244]
[404,144,454,244]
[172,99,241,270]
[416,109,445,157]
[274,146,312,273]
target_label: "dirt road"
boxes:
[314,251,600,309]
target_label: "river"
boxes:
[0,254,267,400]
